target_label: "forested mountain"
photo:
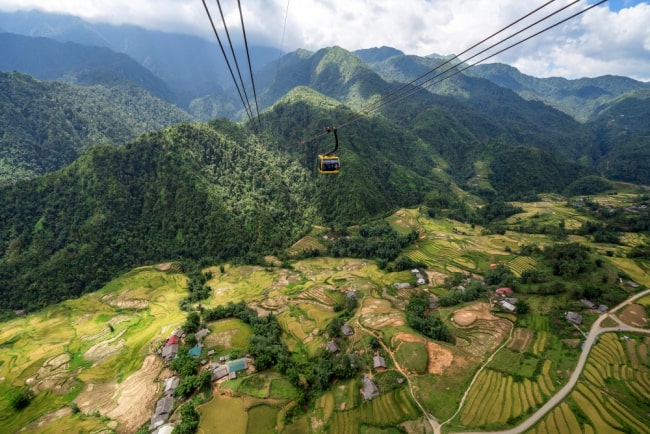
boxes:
[0,9,281,106]
[0,71,191,185]
[467,63,650,122]
[0,32,174,102]
[0,121,315,311]
[590,89,650,184]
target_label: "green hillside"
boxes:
[0,121,315,311]
[0,71,191,185]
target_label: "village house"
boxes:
[149,396,174,430]
[373,354,386,370]
[361,376,379,400]
[188,345,202,358]
[195,328,210,341]
[161,344,178,363]
[226,357,249,379]
[341,324,354,336]
[163,376,180,396]
[211,364,228,381]
[393,282,412,290]
[326,340,340,354]
[565,311,583,325]
[496,299,516,313]
[580,299,596,309]
[495,287,514,297]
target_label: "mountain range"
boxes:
[0,10,649,312]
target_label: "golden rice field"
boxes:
[526,333,650,434]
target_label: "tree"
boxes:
[11,389,34,410]
[516,299,530,315]
[183,312,201,334]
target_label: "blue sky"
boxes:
[0,0,649,81]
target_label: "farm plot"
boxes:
[528,332,650,434]
[508,328,534,352]
[328,388,420,434]
[457,365,553,429]
[507,256,538,277]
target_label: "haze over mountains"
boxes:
[1,10,649,311]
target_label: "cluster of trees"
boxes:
[327,223,418,261]
[541,242,596,278]
[179,270,213,310]
[405,292,454,343]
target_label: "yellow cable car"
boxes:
[318,126,340,174]
[318,154,340,174]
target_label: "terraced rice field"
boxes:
[526,332,650,434]
[458,364,555,428]
[507,256,538,277]
[328,388,421,434]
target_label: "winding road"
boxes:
[452,288,650,434]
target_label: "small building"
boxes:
[163,376,180,396]
[167,335,180,346]
[188,345,202,358]
[580,299,596,309]
[496,287,514,296]
[373,355,386,370]
[326,340,340,353]
[361,376,379,400]
[172,329,184,337]
[341,324,354,336]
[598,305,608,314]
[211,365,228,381]
[150,396,174,430]
[227,357,249,373]
[498,300,516,313]
[393,283,412,290]
[428,296,439,309]
[195,328,210,341]
[566,311,583,325]
[207,350,215,357]
[162,344,179,363]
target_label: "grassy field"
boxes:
[395,341,428,374]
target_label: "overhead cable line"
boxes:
[237,0,263,133]
[301,0,608,144]
[357,0,559,118]
[201,0,256,128]
[214,0,260,133]
[362,0,608,117]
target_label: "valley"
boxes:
[1,196,648,434]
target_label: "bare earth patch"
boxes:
[76,354,162,434]
[618,304,647,328]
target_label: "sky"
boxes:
[0,0,649,81]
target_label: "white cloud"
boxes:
[0,0,648,81]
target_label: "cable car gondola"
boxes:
[318,126,340,174]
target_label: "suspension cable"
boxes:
[201,0,256,127]
[237,0,263,133]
